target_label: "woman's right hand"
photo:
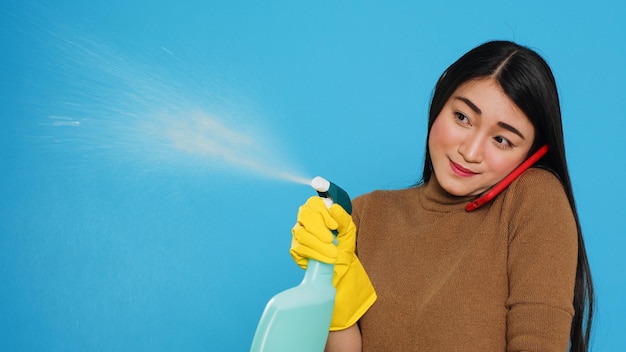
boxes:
[289,196,377,332]
[290,196,340,268]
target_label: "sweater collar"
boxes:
[419,174,476,212]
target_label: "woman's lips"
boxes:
[450,160,478,177]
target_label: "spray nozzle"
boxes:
[311,176,331,193]
[310,176,352,215]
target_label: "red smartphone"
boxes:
[465,144,549,212]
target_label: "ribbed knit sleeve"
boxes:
[502,168,577,351]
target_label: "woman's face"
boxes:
[428,77,535,196]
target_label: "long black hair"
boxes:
[421,40,594,351]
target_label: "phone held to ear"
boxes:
[465,144,549,212]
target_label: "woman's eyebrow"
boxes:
[455,96,481,114]
[497,121,526,139]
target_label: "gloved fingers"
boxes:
[296,197,338,243]
[290,243,335,265]
[291,223,338,263]
[304,197,338,229]
[289,241,309,270]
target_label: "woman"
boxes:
[290,40,594,351]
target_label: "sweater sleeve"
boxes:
[504,169,578,352]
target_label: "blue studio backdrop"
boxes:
[1,1,625,351]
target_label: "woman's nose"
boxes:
[458,135,484,163]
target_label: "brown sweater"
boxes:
[352,168,577,351]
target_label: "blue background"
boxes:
[1,1,624,351]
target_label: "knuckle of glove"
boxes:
[292,242,336,264]
[304,197,338,230]
[292,225,337,260]
[289,241,309,269]
[296,207,335,243]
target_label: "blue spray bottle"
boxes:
[249,176,352,352]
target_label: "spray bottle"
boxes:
[249,176,352,352]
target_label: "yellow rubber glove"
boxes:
[290,196,377,331]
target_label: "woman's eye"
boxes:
[494,136,512,148]
[454,112,470,125]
